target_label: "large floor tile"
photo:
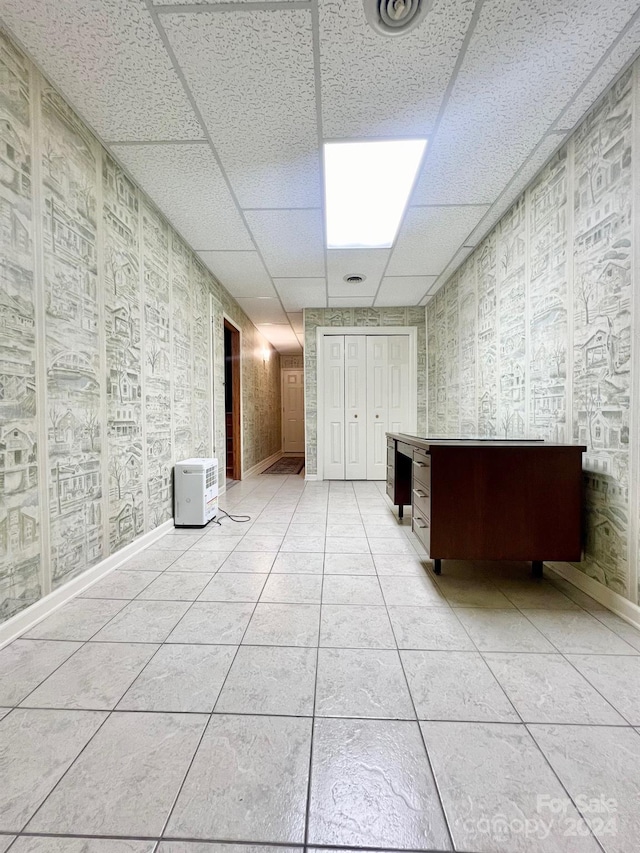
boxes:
[81,571,160,600]
[120,552,179,572]
[22,642,158,710]
[166,714,311,843]
[320,605,395,649]
[373,555,430,576]
[242,603,320,647]
[260,573,323,604]
[321,575,383,605]
[159,845,297,853]
[92,600,190,643]
[324,537,370,555]
[0,708,106,831]
[316,648,414,719]
[271,552,324,573]
[530,724,640,853]
[589,611,640,652]
[167,602,254,644]
[10,839,156,852]
[523,610,639,654]
[27,712,206,837]
[455,608,556,652]
[198,573,268,602]
[496,580,580,610]
[136,572,214,600]
[118,644,236,712]
[235,534,285,552]
[217,552,276,573]
[308,718,450,849]
[435,576,516,608]
[215,645,316,715]
[378,575,447,607]
[280,535,325,553]
[149,534,203,551]
[190,536,244,552]
[323,553,375,575]
[402,650,518,722]
[567,654,640,725]
[0,640,82,706]
[422,721,601,852]
[484,652,626,725]
[325,523,366,537]
[24,599,126,641]
[388,606,474,650]
[168,551,231,572]
[367,537,416,555]
[0,838,13,853]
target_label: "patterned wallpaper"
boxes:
[0,29,280,624]
[428,65,638,604]
[304,307,427,475]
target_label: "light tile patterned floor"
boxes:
[1,475,640,852]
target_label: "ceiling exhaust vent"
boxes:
[344,274,366,284]
[364,0,432,36]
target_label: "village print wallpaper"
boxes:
[427,66,638,604]
[0,28,280,623]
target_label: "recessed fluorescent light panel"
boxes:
[324,139,427,248]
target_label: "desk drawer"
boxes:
[412,449,431,490]
[387,446,395,467]
[412,484,430,520]
[412,506,430,553]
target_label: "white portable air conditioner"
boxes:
[174,458,218,527]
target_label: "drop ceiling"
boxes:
[3,0,640,354]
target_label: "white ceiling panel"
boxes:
[234,298,289,325]
[387,206,489,277]
[0,0,202,141]
[257,324,302,353]
[327,249,389,296]
[424,247,475,301]
[328,297,375,307]
[319,0,474,139]
[287,312,304,333]
[112,143,253,252]
[163,9,320,208]
[411,0,640,206]
[375,276,437,307]
[274,279,327,312]
[197,251,276,298]
[245,210,326,278]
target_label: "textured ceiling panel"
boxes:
[375,276,437,307]
[424,247,475,300]
[112,143,253,251]
[257,324,302,353]
[387,206,489,276]
[319,0,474,139]
[245,210,325,277]
[328,297,375,307]
[163,9,320,208]
[411,0,640,205]
[196,251,276,298]
[0,0,202,141]
[274,279,327,311]
[287,312,304,333]
[234,298,289,325]
[327,249,389,296]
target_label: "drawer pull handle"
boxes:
[413,460,427,468]
[415,519,427,529]
[413,488,427,498]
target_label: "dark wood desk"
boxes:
[386,434,586,576]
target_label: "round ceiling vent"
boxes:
[363,0,432,36]
[343,274,367,284]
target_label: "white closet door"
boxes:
[366,335,389,480]
[323,336,345,479]
[345,335,367,479]
[388,335,411,434]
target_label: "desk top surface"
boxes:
[388,433,587,451]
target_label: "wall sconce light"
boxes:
[262,348,270,365]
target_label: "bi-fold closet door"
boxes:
[322,334,410,480]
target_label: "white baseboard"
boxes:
[304,473,318,481]
[242,449,283,479]
[0,519,174,649]
[546,560,640,631]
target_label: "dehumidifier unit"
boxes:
[174,458,218,527]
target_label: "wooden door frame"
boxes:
[281,367,305,455]
[315,326,418,482]
[224,316,242,481]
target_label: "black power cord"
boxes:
[211,507,251,526]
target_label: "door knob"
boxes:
[375,414,379,418]
[354,414,358,418]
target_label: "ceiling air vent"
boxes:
[344,274,366,284]
[364,0,432,36]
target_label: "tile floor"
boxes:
[1,475,640,852]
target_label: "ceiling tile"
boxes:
[411,0,640,206]
[163,8,320,208]
[274,278,327,311]
[112,143,253,251]
[234,298,289,325]
[425,247,475,299]
[319,0,474,139]
[0,0,202,141]
[327,249,389,296]
[387,206,489,277]
[197,251,276,298]
[245,210,326,277]
[287,312,304,333]
[328,297,375,307]
[375,276,437,307]
[257,324,302,353]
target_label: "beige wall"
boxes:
[0,29,280,624]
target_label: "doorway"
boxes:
[281,368,305,455]
[224,318,242,482]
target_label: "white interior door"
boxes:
[282,369,305,454]
[323,336,345,479]
[345,335,367,479]
[388,336,411,434]
[366,336,389,480]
